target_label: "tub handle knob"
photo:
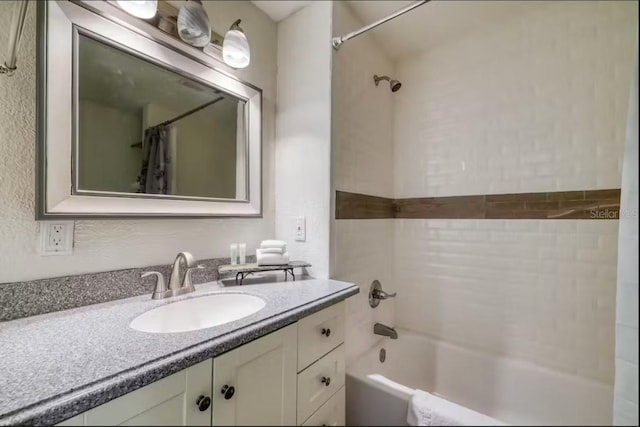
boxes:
[369,280,396,308]
[321,328,331,337]
[321,376,331,386]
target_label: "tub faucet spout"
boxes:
[374,322,398,339]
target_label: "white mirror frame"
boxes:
[36,1,262,219]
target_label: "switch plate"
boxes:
[295,217,306,242]
[40,221,74,256]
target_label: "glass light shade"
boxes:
[223,29,250,69]
[116,0,157,19]
[177,0,212,48]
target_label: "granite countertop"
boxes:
[0,278,358,425]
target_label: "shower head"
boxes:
[374,74,402,92]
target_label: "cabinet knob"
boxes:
[321,376,331,386]
[221,384,235,400]
[196,395,211,411]
[321,328,331,337]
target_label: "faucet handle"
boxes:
[142,271,168,300]
[373,289,397,299]
[183,264,205,290]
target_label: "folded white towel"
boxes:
[260,240,287,250]
[259,247,284,255]
[256,249,289,266]
[407,390,506,426]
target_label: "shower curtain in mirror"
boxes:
[138,125,172,194]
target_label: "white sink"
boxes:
[130,293,266,334]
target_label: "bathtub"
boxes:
[346,330,613,426]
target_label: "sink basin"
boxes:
[130,293,266,333]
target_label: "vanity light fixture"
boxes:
[177,0,212,47]
[223,19,250,69]
[116,0,158,19]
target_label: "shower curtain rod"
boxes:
[332,0,430,50]
[130,96,224,148]
[0,1,29,76]
[158,96,224,127]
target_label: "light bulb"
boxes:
[177,0,212,48]
[117,0,157,19]
[223,20,250,69]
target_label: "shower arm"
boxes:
[0,1,29,77]
[332,0,430,50]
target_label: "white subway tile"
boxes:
[615,359,639,404]
[616,280,639,328]
[616,325,639,365]
[613,397,639,426]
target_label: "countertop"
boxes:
[0,278,358,425]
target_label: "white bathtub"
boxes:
[346,330,613,426]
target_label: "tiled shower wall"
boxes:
[613,49,638,426]
[394,1,637,198]
[331,1,396,364]
[392,1,637,385]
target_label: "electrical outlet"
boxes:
[40,221,74,256]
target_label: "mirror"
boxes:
[77,34,246,200]
[38,1,262,218]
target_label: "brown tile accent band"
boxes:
[336,189,621,220]
[335,191,396,219]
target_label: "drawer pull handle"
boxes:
[321,376,331,386]
[321,328,331,337]
[221,385,235,400]
[196,395,211,411]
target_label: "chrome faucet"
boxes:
[168,252,196,291]
[374,323,398,339]
[142,252,204,300]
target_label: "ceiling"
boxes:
[252,1,545,60]
[345,1,545,60]
[251,1,312,22]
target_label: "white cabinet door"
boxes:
[58,359,213,426]
[212,324,297,426]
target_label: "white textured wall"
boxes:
[614,45,639,426]
[391,0,637,389]
[275,1,333,279]
[394,1,637,198]
[78,100,142,193]
[0,1,277,283]
[331,1,396,363]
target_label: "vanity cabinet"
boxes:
[56,302,346,427]
[212,324,297,426]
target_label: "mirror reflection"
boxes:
[76,34,247,200]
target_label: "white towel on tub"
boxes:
[407,389,506,426]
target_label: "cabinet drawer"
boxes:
[297,345,345,424]
[302,387,345,426]
[297,302,345,371]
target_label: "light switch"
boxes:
[295,217,306,242]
